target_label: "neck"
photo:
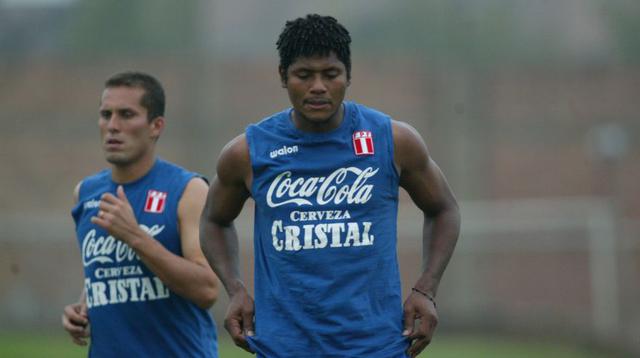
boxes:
[292,104,344,133]
[110,154,156,184]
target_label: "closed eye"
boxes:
[324,70,339,79]
[295,71,311,80]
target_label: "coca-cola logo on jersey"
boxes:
[81,224,165,266]
[266,166,379,207]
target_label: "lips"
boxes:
[304,98,331,110]
[105,138,124,150]
[304,98,330,105]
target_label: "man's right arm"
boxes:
[199,133,255,352]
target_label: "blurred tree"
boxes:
[62,0,200,57]
[352,0,627,67]
[354,1,520,67]
[601,0,640,63]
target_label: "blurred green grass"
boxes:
[0,333,618,358]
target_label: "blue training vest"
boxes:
[72,158,217,358]
[245,101,409,357]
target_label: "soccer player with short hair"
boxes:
[201,15,460,358]
[62,71,219,357]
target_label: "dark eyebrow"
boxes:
[118,108,139,116]
[292,66,342,74]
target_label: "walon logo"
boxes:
[270,145,299,159]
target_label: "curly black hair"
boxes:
[276,14,352,81]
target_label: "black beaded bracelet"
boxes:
[411,287,436,307]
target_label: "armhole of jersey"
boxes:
[197,175,210,186]
[245,126,257,197]
[176,172,199,210]
[70,180,85,226]
[173,172,199,240]
[176,172,200,201]
[77,179,85,201]
[385,117,401,182]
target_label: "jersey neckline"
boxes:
[283,101,354,141]
[108,157,161,188]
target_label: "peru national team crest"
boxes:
[353,130,374,156]
[144,190,167,214]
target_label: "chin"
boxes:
[308,116,332,123]
[105,153,132,166]
[303,111,334,123]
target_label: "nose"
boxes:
[310,74,327,94]
[106,116,121,132]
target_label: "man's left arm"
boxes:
[92,178,219,309]
[392,120,461,357]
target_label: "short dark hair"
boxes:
[104,71,165,121]
[276,14,352,81]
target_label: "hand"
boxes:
[402,291,438,357]
[91,185,141,245]
[62,301,90,346]
[224,287,255,353]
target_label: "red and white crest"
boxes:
[144,190,167,213]
[353,130,374,156]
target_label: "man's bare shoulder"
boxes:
[217,133,251,184]
[391,120,423,145]
[391,120,430,171]
[183,177,209,198]
[177,176,209,223]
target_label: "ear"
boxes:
[278,66,287,88]
[149,116,165,140]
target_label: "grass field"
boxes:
[0,333,621,358]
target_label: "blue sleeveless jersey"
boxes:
[71,159,217,358]
[245,102,409,357]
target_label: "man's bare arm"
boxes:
[393,120,461,357]
[200,134,255,352]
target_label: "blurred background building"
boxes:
[1,0,638,356]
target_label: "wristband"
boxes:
[411,287,436,307]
